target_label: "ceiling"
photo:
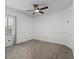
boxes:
[5,0,73,16]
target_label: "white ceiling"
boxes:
[5,0,73,16]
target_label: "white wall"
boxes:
[32,4,74,50]
[5,8,32,44]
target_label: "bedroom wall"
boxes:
[32,4,74,50]
[5,8,33,44]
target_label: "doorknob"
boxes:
[9,40,10,42]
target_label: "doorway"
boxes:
[5,14,16,47]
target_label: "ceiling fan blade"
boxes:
[32,12,36,15]
[39,6,48,10]
[39,11,44,14]
[33,4,38,8]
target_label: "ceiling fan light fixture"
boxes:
[34,9,39,13]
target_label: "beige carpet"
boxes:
[5,39,73,59]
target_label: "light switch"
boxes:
[67,20,70,23]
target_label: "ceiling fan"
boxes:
[26,4,48,15]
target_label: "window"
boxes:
[5,15,16,37]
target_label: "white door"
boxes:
[5,15,16,47]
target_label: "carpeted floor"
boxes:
[5,39,73,59]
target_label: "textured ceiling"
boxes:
[5,0,73,16]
